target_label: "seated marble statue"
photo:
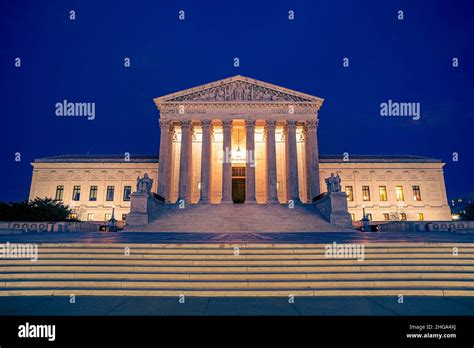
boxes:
[136,173,153,194]
[325,173,341,193]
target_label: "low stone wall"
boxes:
[378,220,474,232]
[0,221,100,233]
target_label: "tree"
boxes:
[463,203,474,221]
[0,198,71,222]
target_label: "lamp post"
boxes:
[107,204,117,232]
[361,204,370,232]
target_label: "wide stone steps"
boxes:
[126,204,351,232]
[1,243,473,296]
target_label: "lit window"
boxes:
[106,186,115,201]
[197,182,202,190]
[379,186,388,201]
[417,213,424,221]
[345,186,354,201]
[366,213,372,221]
[350,213,355,221]
[72,186,81,201]
[55,185,64,201]
[123,186,132,201]
[89,186,98,201]
[87,213,94,221]
[105,213,111,221]
[362,186,371,201]
[400,213,407,221]
[67,213,78,220]
[412,186,421,201]
[395,186,404,201]
[383,213,390,221]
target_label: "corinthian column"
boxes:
[245,119,257,204]
[199,119,212,203]
[221,119,233,204]
[157,119,171,200]
[178,119,193,203]
[306,119,320,199]
[265,119,279,203]
[285,119,300,203]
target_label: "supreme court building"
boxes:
[29,76,452,226]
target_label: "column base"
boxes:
[266,198,280,204]
[198,198,211,204]
[221,199,234,204]
[244,199,257,204]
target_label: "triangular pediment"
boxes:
[154,75,323,105]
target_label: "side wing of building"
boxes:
[28,155,159,222]
[319,155,452,222]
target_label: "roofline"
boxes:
[153,75,324,106]
[33,154,443,164]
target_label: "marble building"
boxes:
[28,76,452,224]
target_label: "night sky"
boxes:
[1,0,473,202]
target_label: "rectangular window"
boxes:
[412,185,421,201]
[106,186,115,201]
[55,185,64,201]
[345,186,354,201]
[123,186,132,201]
[417,213,424,221]
[105,213,111,221]
[366,213,372,221]
[350,213,355,221]
[379,186,388,201]
[87,213,94,221]
[400,213,407,221]
[362,186,371,201]
[383,213,390,221]
[67,213,78,220]
[89,186,98,201]
[72,186,81,201]
[395,186,405,201]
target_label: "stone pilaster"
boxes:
[199,119,212,203]
[178,119,193,203]
[245,119,257,204]
[221,119,233,203]
[306,119,320,199]
[265,119,279,203]
[285,119,300,203]
[157,119,171,200]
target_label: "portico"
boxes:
[153,75,324,205]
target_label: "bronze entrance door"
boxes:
[232,167,246,204]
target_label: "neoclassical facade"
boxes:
[154,75,322,206]
[28,76,452,223]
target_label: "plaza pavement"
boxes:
[1,295,474,316]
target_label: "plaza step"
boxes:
[125,203,352,232]
[1,242,474,297]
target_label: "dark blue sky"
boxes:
[1,0,473,202]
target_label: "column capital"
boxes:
[265,119,277,129]
[305,119,319,130]
[180,119,192,128]
[159,119,170,128]
[201,119,213,128]
[222,119,233,128]
[286,119,298,129]
[244,119,256,128]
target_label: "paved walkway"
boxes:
[1,296,473,316]
[0,230,472,244]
